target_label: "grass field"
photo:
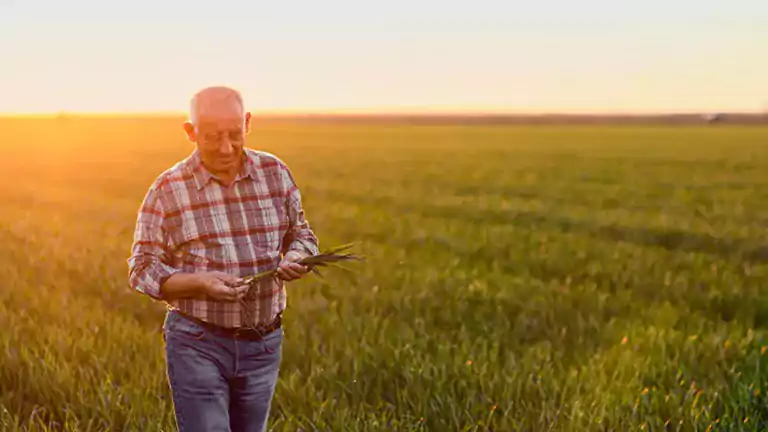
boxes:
[0,117,767,431]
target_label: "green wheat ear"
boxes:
[322,242,355,254]
[231,243,364,330]
[229,242,364,287]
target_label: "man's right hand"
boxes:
[196,271,250,302]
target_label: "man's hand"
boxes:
[276,251,309,281]
[196,271,249,302]
[160,271,249,302]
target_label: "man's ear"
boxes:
[183,122,197,142]
[244,112,252,134]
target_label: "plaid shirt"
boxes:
[127,148,319,328]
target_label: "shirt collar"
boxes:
[242,150,259,180]
[187,149,258,191]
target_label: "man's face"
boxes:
[185,107,251,175]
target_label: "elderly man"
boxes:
[127,86,319,431]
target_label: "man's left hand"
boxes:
[276,251,309,281]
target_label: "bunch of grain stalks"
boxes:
[229,243,363,329]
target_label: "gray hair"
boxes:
[188,86,245,128]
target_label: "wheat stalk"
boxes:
[230,243,363,329]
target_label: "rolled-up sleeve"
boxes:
[280,166,320,257]
[127,184,179,300]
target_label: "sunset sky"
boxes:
[1,0,766,114]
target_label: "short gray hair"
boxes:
[188,86,245,127]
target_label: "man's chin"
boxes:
[202,154,241,174]
[214,158,238,169]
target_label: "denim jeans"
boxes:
[163,309,283,432]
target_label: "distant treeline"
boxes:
[245,113,768,126]
[6,112,768,126]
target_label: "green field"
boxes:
[1,118,767,431]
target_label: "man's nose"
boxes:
[218,139,235,154]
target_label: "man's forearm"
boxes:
[160,273,202,300]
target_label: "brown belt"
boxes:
[177,310,282,341]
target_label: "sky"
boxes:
[0,0,766,114]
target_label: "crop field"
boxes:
[0,117,766,431]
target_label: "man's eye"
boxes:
[230,132,243,141]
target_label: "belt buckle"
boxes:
[251,323,269,337]
[233,323,266,340]
[236,313,280,339]
[234,326,252,338]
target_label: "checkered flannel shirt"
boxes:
[127,148,319,328]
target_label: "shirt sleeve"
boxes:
[280,165,320,257]
[127,183,180,300]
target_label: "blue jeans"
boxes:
[163,309,283,432]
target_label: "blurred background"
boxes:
[1,1,767,430]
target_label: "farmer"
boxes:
[127,86,319,431]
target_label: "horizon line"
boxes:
[2,109,767,118]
